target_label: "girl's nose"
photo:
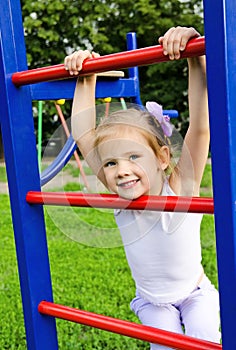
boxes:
[116,161,131,177]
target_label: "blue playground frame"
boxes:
[203,1,236,349]
[1,0,236,349]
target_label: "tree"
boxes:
[21,0,204,140]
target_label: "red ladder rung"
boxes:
[26,191,214,214]
[12,37,205,86]
[38,301,221,350]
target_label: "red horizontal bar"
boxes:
[26,191,214,214]
[12,37,205,86]
[38,301,221,350]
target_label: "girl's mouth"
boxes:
[118,179,139,189]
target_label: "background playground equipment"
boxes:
[1,0,236,349]
[53,100,90,191]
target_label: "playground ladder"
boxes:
[1,0,236,349]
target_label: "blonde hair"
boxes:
[94,108,175,173]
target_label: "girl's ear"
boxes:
[158,146,170,170]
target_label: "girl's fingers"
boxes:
[160,27,176,58]
[158,26,200,60]
[64,50,93,75]
[165,27,184,60]
[178,27,200,51]
[91,51,100,59]
[158,36,164,46]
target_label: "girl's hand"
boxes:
[64,50,100,76]
[158,26,200,60]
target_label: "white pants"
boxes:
[130,275,221,350]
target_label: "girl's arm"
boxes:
[178,54,209,196]
[64,51,107,185]
[159,27,209,196]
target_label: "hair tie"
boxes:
[146,101,173,137]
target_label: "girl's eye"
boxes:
[104,161,116,167]
[130,154,139,161]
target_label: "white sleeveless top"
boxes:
[114,179,203,304]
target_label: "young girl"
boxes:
[64,26,221,349]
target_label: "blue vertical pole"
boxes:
[38,101,43,172]
[126,32,143,105]
[203,0,236,348]
[0,0,58,348]
[126,32,178,118]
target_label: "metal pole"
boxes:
[37,101,43,171]
[26,191,214,214]
[54,102,91,191]
[38,301,221,350]
[12,37,205,86]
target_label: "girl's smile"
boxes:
[117,179,140,188]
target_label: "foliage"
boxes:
[21,0,205,140]
[22,0,204,66]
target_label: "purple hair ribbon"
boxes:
[146,101,173,137]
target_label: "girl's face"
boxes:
[98,128,169,199]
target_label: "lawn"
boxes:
[0,163,217,349]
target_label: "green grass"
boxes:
[0,195,144,349]
[64,162,94,177]
[0,165,7,182]
[0,195,26,349]
[200,163,213,197]
[0,162,218,349]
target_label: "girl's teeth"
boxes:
[120,180,137,187]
